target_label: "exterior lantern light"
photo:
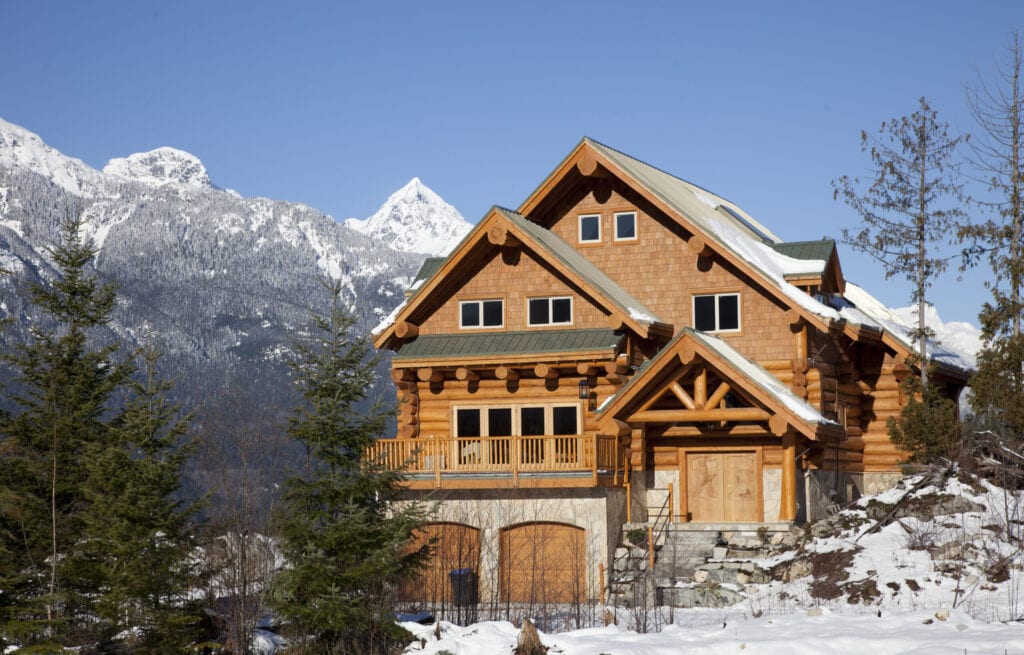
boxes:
[578,378,589,399]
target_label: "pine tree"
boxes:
[271,278,429,655]
[960,31,1024,439]
[73,346,203,653]
[834,97,967,389]
[834,98,968,463]
[0,212,132,649]
[0,213,202,652]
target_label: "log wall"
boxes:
[395,369,624,440]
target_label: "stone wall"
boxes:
[404,487,626,601]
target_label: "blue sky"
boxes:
[2,1,1021,325]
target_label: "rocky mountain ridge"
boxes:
[0,118,471,426]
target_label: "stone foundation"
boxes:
[401,487,626,602]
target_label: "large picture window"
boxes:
[693,293,740,332]
[527,296,573,326]
[459,299,504,329]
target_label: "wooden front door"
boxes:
[499,522,585,604]
[684,451,759,522]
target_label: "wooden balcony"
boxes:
[367,434,623,489]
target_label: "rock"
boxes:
[694,570,708,583]
[713,546,728,559]
[934,609,949,621]
[929,542,963,561]
[807,607,823,617]
[736,572,751,585]
[956,624,968,631]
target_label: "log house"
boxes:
[371,138,971,606]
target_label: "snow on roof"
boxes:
[835,283,974,373]
[371,298,406,336]
[698,213,839,321]
[686,328,840,426]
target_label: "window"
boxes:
[578,214,601,243]
[693,293,740,332]
[455,404,581,466]
[459,299,503,329]
[614,211,637,241]
[527,296,573,326]
[454,404,580,437]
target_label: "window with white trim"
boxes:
[527,296,573,326]
[459,299,504,329]
[578,214,601,243]
[693,293,740,332]
[614,211,637,241]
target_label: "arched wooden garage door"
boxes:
[399,522,480,603]
[500,522,586,604]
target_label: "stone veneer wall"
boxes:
[403,487,626,602]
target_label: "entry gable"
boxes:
[598,328,844,442]
[374,206,674,350]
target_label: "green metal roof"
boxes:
[412,257,446,286]
[768,240,835,263]
[394,328,623,360]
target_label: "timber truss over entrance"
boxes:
[598,328,846,443]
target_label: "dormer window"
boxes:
[460,299,504,329]
[578,214,601,243]
[614,211,637,241]
[693,293,740,333]
[528,296,573,327]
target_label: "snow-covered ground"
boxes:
[402,609,1023,654]
[402,472,1024,654]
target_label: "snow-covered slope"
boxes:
[103,147,212,188]
[346,177,471,256]
[0,116,445,426]
[892,304,982,368]
[0,117,103,196]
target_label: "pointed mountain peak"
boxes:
[345,178,472,257]
[103,147,212,188]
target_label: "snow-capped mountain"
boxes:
[345,177,471,256]
[0,118,465,437]
[892,305,982,368]
[0,117,104,196]
[103,147,213,188]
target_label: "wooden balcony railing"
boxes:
[367,433,621,487]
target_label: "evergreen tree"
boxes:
[887,375,961,463]
[271,278,429,655]
[834,97,967,389]
[73,346,203,653]
[0,213,202,652]
[0,212,131,649]
[960,31,1024,439]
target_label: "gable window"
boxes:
[527,296,573,326]
[578,214,601,243]
[614,211,637,241]
[693,293,740,332]
[460,299,504,329]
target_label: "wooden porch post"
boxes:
[780,432,798,521]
